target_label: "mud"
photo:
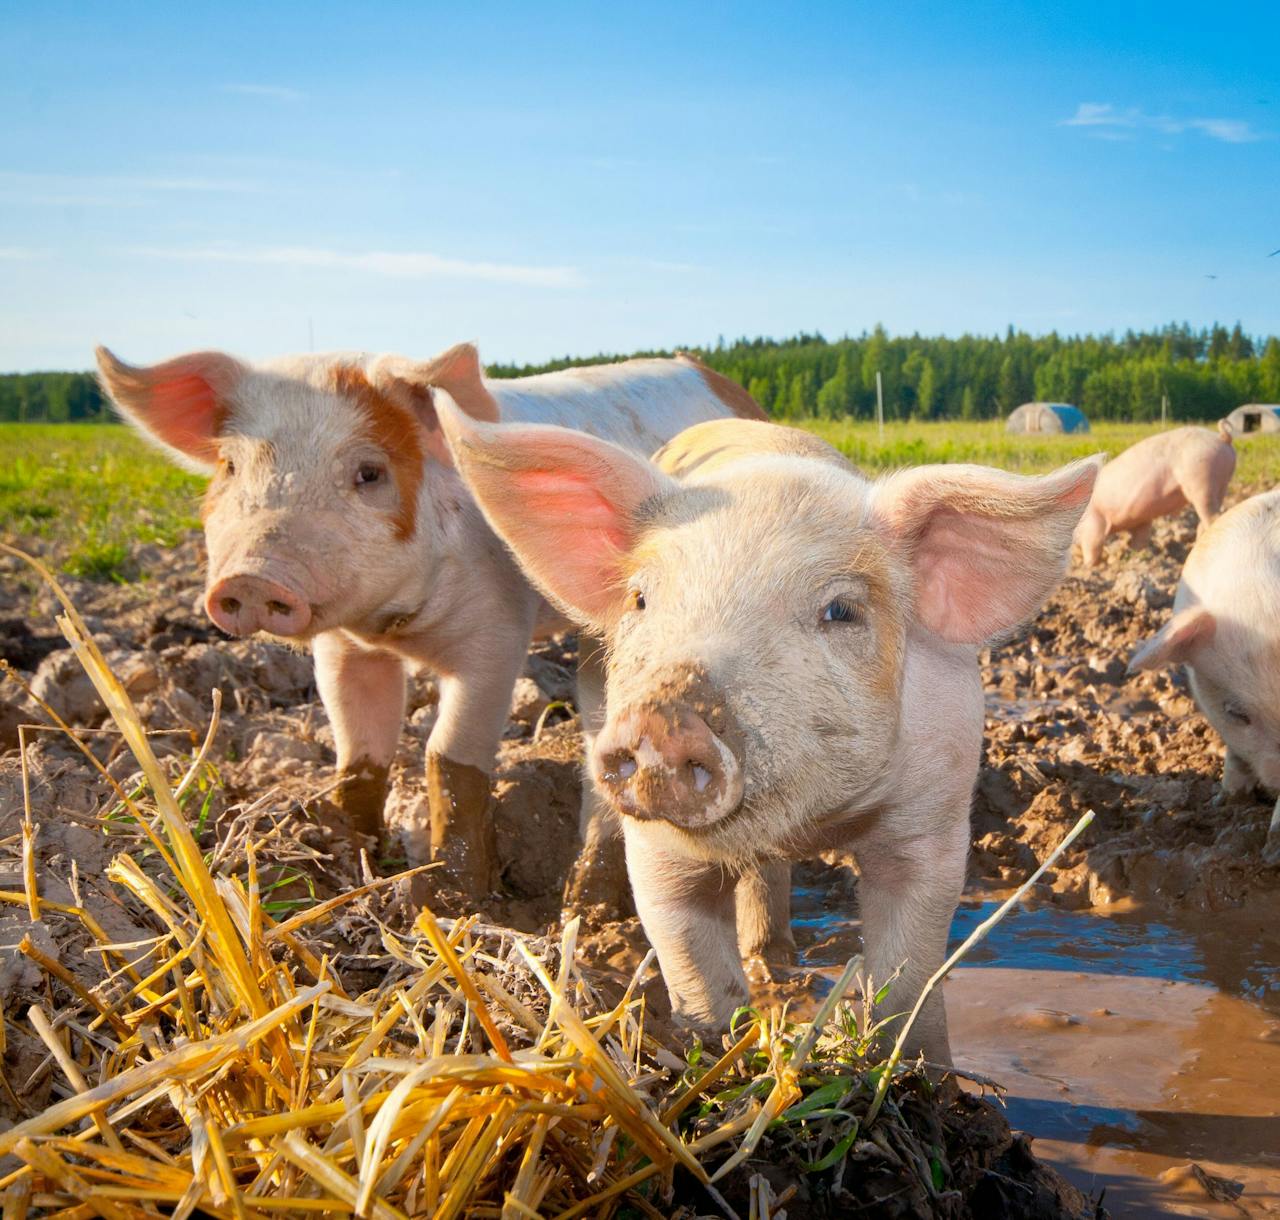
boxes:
[1,492,1277,1214]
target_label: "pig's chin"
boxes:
[618,795,747,845]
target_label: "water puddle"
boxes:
[791,879,1280,1217]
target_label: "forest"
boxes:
[4,322,1279,423]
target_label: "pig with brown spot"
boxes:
[1130,489,1280,862]
[438,405,1098,1062]
[94,341,765,894]
[1074,422,1236,567]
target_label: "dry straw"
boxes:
[0,543,1089,1218]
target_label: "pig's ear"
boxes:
[871,456,1100,644]
[436,400,674,629]
[368,343,501,467]
[95,346,244,472]
[1128,606,1216,673]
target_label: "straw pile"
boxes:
[0,547,1099,1220]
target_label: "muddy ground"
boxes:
[2,495,1276,1216]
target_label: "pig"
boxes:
[1129,489,1280,863]
[437,406,1098,1063]
[1074,422,1236,567]
[93,342,767,894]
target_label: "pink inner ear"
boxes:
[147,373,221,456]
[878,459,1099,645]
[500,468,632,616]
[512,470,632,554]
[914,508,1038,642]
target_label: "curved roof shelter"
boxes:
[1223,404,1280,436]
[1006,402,1091,434]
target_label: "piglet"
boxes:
[1130,489,1280,862]
[439,409,1098,1063]
[1075,423,1235,566]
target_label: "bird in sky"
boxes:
[1205,274,1218,279]
[1269,248,1280,257]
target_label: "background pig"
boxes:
[439,406,1097,1063]
[1074,422,1235,566]
[1129,489,1280,862]
[94,342,765,893]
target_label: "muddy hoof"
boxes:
[562,836,633,924]
[755,932,798,967]
[427,753,498,898]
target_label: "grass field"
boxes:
[0,423,203,579]
[2,419,1278,580]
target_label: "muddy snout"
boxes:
[591,704,744,829]
[205,573,311,637]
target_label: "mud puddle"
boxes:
[792,882,1280,1217]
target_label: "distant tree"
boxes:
[996,356,1019,412]
[917,357,938,418]
[746,376,773,414]
[816,354,854,419]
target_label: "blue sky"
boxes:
[2,1,1277,372]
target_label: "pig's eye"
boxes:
[355,463,386,487]
[1225,703,1252,726]
[223,457,236,477]
[821,597,862,625]
[626,588,646,612]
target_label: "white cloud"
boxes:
[1061,102,1263,144]
[0,171,263,206]
[0,247,44,259]
[1187,117,1257,143]
[128,244,584,288]
[221,83,307,103]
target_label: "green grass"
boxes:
[0,423,204,580]
[2,419,1277,583]
[801,417,1280,484]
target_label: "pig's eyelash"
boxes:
[1224,701,1252,726]
[820,597,863,626]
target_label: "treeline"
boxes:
[6,323,1280,423]
[491,322,1280,422]
[0,371,109,422]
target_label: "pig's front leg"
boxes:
[1222,748,1255,797]
[563,635,631,919]
[1073,505,1107,568]
[1224,751,1280,863]
[312,630,407,842]
[735,858,796,964]
[424,638,530,894]
[854,812,969,1067]
[624,820,747,1031]
[1128,522,1153,551]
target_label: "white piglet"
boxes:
[1130,489,1280,861]
[95,342,765,893]
[439,411,1098,1062]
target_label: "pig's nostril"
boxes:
[220,597,241,615]
[690,763,713,793]
[265,600,291,616]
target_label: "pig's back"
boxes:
[1093,427,1207,527]
[485,357,763,453]
[653,417,854,479]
